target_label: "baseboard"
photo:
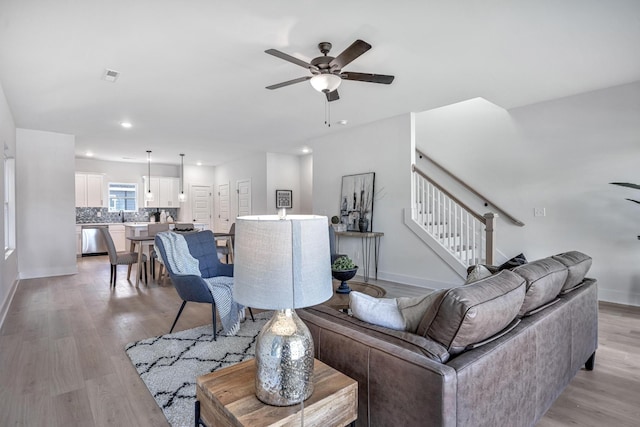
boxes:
[19,265,78,280]
[598,287,640,307]
[375,271,459,291]
[0,278,19,331]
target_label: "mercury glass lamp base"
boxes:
[255,309,315,406]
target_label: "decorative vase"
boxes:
[358,217,369,232]
[332,268,358,293]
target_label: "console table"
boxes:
[335,231,384,282]
[195,358,357,427]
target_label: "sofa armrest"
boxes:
[299,306,457,427]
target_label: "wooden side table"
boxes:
[196,358,357,427]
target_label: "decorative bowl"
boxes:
[331,267,358,294]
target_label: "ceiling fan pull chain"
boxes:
[325,97,331,127]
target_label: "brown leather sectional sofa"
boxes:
[299,251,597,427]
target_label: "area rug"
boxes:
[125,311,272,427]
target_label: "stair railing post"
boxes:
[484,212,498,265]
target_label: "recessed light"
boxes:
[196,161,202,166]
[86,151,94,157]
[338,119,348,125]
[302,148,310,154]
[120,122,132,128]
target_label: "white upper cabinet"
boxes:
[143,176,179,208]
[75,173,105,207]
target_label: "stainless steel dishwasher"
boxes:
[81,225,109,256]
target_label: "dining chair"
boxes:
[217,222,235,263]
[148,223,170,280]
[100,227,147,287]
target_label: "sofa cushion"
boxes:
[552,251,592,293]
[350,290,444,333]
[416,270,526,356]
[511,257,568,316]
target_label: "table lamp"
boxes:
[233,214,333,406]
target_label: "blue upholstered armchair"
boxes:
[155,230,253,340]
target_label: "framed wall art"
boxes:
[340,172,375,232]
[275,189,293,209]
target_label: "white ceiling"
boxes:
[1,0,639,167]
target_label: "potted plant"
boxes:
[331,255,358,294]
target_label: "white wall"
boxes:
[299,154,313,213]
[0,82,18,326]
[415,81,640,306]
[266,153,302,214]
[310,114,462,289]
[213,152,267,230]
[17,129,77,278]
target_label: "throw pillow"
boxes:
[499,253,528,270]
[349,291,444,332]
[465,264,493,284]
[349,292,405,330]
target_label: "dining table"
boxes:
[127,235,156,287]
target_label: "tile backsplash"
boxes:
[76,208,178,224]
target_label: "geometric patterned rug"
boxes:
[125,311,272,427]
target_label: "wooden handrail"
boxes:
[415,149,525,227]
[412,164,486,224]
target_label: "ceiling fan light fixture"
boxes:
[310,74,341,93]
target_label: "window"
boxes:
[4,156,15,253]
[108,182,137,212]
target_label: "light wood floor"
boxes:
[0,256,638,426]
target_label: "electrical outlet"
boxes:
[96,211,101,218]
[534,208,546,217]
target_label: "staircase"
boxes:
[405,164,497,277]
[406,149,525,277]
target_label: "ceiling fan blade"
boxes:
[266,76,311,90]
[341,72,395,84]
[329,40,371,70]
[326,90,340,102]
[265,49,319,72]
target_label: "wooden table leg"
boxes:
[135,242,144,287]
[128,241,135,279]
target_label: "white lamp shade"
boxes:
[310,74,341,93]
[233,215,333,310]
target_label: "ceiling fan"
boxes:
[265,39,394,102]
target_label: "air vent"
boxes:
[102,69,120,82]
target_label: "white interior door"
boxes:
[217,182,230,232]
[237,179,251,217]
[190,185,212,229]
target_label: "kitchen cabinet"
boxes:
[109,224,126,252]
[75,173,105,207]
[76,225,82,256]
[143,176,179,208]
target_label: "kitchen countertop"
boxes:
[76,221,207,227]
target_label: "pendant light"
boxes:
[178,153,186,202]
[145,150,154,201]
